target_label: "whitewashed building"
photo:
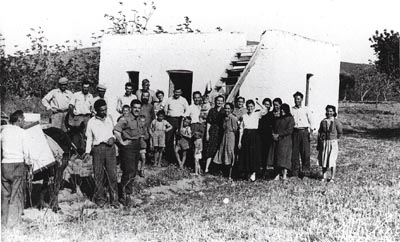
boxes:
[99,30,340,128]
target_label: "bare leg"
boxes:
[154,149,160,166]
[322,167,328,181]
[159,148,165,166]
[194,159,200,175]
[180,151,187,169]
[205,158,212,173]
[331,167,336,180]
[282,169,287,180]
[175,147,182,167]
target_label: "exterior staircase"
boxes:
[216,36,264,103]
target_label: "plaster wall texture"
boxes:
[99,32,247,121]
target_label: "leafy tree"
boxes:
[369,29,399,76]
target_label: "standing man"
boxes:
[93,84,108,103]
[136,79,158,104]
[1,110,31,228]
[187,91,204,138]
[164,88,189,163]
[116,82,137,114]
[291,91,312,178]
[114,99,143,207]
[139,91,156,128]
[68,81,94,131]
[41,77,72,131]
[84,99,119,208]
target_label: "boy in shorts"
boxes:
[149,110,172,167]
[175,116,192,169]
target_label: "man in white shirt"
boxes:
[164,88,189,163]
[41,77,73,131]
[1,110,31,228]
[291,91,312,178]
[116,82,137,114]
[68,81,94,132]
[84,99,118,208]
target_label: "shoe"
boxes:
[328,178,335,183]
[138,170,144,178]
[250,173,256,182]
[273,175,280,181]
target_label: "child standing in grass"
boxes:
[317,105,343,182]
[193,131,203,175]
[175,116,192,169]
[138,114,149,177]
[149,110,173,167]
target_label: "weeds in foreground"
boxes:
[2,136,400,242]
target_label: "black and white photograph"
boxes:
[1,0,399,241]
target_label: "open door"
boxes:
[126,71,139,93]
[167,70,193,104]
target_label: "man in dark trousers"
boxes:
[114,99,143,207]
[291,91,312,178]
[84,99,119,208]
[1,110,31,228]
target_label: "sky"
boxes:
[1,0,399,63]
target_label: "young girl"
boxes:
[149,110,173,167]
[138,115,149,177]
[317,105,343,182]
[238,100,267,181]
[175,116,192,169]
[154,90,166,115]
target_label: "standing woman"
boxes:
[215,103,238,176]
[238,100,266,181]
[204,95,225,173]
[317,105,343,182]
[258,98,274,174]
[267,98,283,168]
[271,103,295,180]
[232,96,246,121]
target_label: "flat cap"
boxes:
[58,77,69,85]
[97,84,107,91]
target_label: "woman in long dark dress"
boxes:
[258,98,273,174]
[238,100,267,181]
[272,103,295,180]
[204,95,225,173]
[266,98,282,168]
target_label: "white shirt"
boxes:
[241,111,263,130]
[41,88,73,111]
[85,115,115,154]
[187,104,201,123]
[116,94,137,113]
[164,96,189,117]
[291,105,312,128]
[1,125,31,164]
[69,91,94,115]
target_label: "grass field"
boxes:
[1,103,400,242]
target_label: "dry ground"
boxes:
[1,102,400,242]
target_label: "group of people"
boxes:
[1,77,343,223]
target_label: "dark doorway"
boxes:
[167,70,193,104]
[305,73,313,106]
[127,71,139,93]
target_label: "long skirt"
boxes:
[318,139,338,168]
[238,129,261,174]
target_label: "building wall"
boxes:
[99,32,247,121]
[240,30,341,130]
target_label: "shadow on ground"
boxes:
[344,127,400,140]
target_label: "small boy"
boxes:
[117,105,131,122]
[175,116,192,169]
[149,110,173,167]
[138,114,149,177]
[193,131,203,175]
